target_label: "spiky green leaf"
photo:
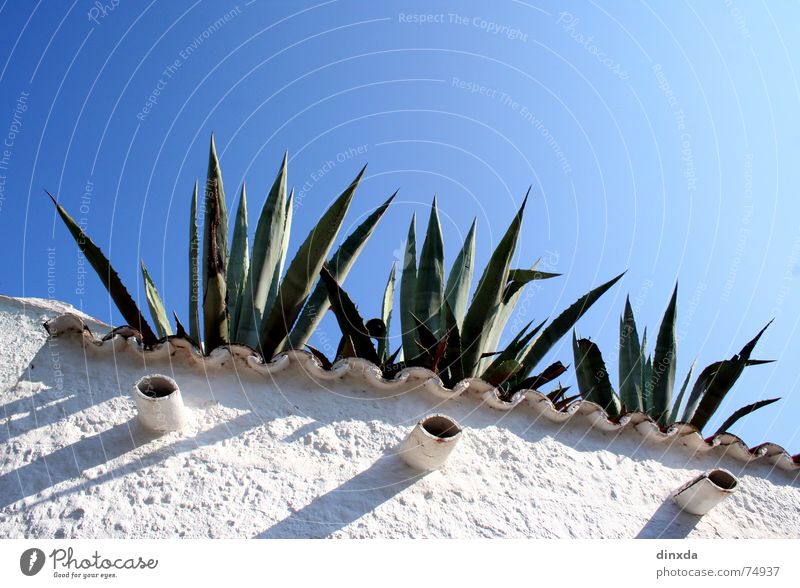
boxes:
[201,136,230,352]
[514,361,568,392]
[173,311,188,339]
[443,218,476,330]
[668,359,696,424]
[141,260,172,338]
[258,166,364,358]
[305,344,332,370]
[481,319,545,381]
[511,272,625,389]
[485,360,523,387]
[437,301,463,386]
[478,258,545,373]
[650,285,678,425]
[188,180,201,343]
[202,134,229,288]
[507,268,561,282]
[572,333,621,417]
[713,397,780,437]
[287,191,395,349]
[618,296,643,412]
[415,197,445,336]
[47,192,158,346]
[318,267,378,364]
[460,193,528,378]
[236,153,288,346]
[642,351,653,412]
[399,214,419,360]
[227,184,249,336]
[377,263,397,364]
[689,322,772,432]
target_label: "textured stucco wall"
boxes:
[1,295,798,539]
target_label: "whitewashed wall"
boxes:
[1,295,798,539]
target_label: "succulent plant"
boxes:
[315,193,623,392]
[399,194,624,390]
[570,286,780,435]
[49,135,391,357]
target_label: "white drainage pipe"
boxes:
[672,469,739,516]
[133,374,187,433]
[400,414,462,471]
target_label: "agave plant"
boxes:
[400,195,624,391]
[48,135,393,357]
[570,286,780,436]
[315,193,624,392]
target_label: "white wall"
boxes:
[1,296,798,539]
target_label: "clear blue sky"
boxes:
[1,1,798,451]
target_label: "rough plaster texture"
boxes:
[1,295,798,538]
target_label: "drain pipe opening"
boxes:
[672,469,739,516]
[133,374,187,433]
[400,414,462,471]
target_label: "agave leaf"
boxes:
[514,360,568,392]
[287,191,396,349]
[399,214,419,359]
[745,359,774,366]
[140,260,173,338]
[689,322,772,432]
[460,192,528,378]
[668,359,696,424]
[485,359,523,387]
[440,300,464,386]
[47,192,158,346]
[305,344,332,370]
[430,335,450,374]
[507,268,561,282]
[277,187,294,297]
[511,272,625,389]
[336,334,356,360]
[410,313,438,355]
[265,188,295,334]
[377,263,397,364]
[318,267,378,364]
[713,397,780,437]
[259,166,364,358]
[173,311,188,339]
[572,333,621,417]
[443,218,476,330]
[478,258,544,374]
[618,296,643,412]
[201,137,230,352]
[202,134,229,289]
[387,346,402,366]
[481,319,545,381]
[547,383,571,404]
[642,351,653,413]
[650,284,678,425]
[415,197,445,336]
[554,394,581,411]
[188,180,201,343]
[681,361,719,422]
[227,184,249,337]
[236,153,288,346]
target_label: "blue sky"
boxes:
[1,0,798,451]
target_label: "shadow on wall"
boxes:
[1,345,107,444]
[256,454,425,538]
[0,335,270,512]
[0,419,160,510]
[635,500,700,539]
